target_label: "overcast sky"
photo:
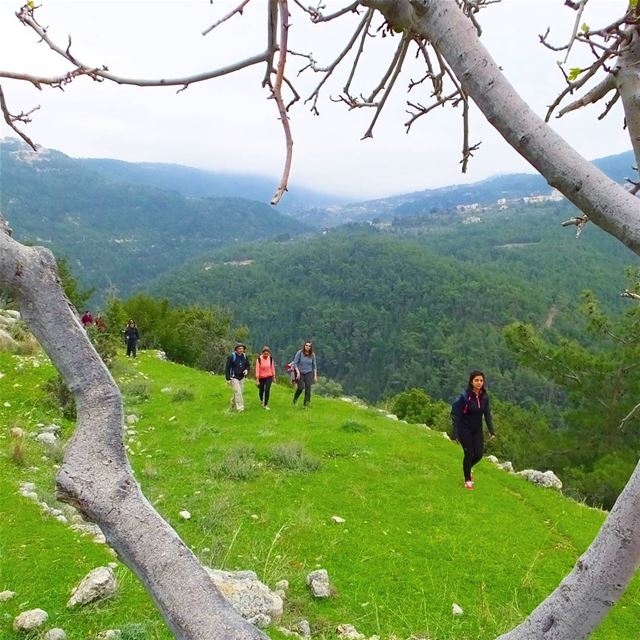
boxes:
[0,0,632,201]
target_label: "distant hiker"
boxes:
[95,314,106,332]
[225,343,250,412]
[255,346,276,410]
[81,310,93,328]
[123,319,140,358]
[450,370,496,490]
[292,340,318,407]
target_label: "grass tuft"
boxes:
[340,420,371,433]
[171,389,195,402]
[267,442,322,473]
[211,445,261,481]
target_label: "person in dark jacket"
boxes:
[123,319,140,358]
[451,370,496,490]
[225,343,250,412]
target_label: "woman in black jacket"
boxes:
[451,370,496,490]
[123,319,140,358]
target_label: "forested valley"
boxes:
[3,139,639,508]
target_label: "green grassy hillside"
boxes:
[1,349,638,639]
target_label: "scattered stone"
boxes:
[517,469,563,490]
[67,566,118,608]
[40,424,62,435]
[306,569,332,598]
[499,461,514,473]
[331,515,346,524]
[156,350,167,360]
[36,432,58,446]
[452,603,464,616]
[442,431,451,440]
[336,623,365,639]
[298,619,311,637]
[169,416,177,422]
[44,629,67,640]
[179,510,191,520]
[126,414,139,425]
[274,579,289,592]
[276,627,303,639]
[486,455,499,464]
[96,631,122,640]
[0,590,16,601]
[160,387,172,394]
[386,414,399,421]
[13,608,48,631]
[204,568,283,626]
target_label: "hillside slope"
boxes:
[1,348,638,639]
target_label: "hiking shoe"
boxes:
[263,406,271,411]
[464,481,474,490]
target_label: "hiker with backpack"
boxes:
[255,346,276,410]
[450,370,496,490]
[225,343,250,412]
[292,340,318,407]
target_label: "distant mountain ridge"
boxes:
[79,157,344,214]
[299,150,636,227]
[0,138,310,295]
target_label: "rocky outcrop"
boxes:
[204,568,283,627]
[67,566,118,608]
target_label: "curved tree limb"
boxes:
[0,215,267,640]
[557,73,616,118]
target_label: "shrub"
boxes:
[340,420,371,433]
[120,623,149,640]
[314,376,344,398]
[267,443,321,473]
[390,388,446,427]
[171,389,195,402]
[121,380,151,402]
[211,446,260,481]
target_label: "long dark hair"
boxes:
[302,340,314,356]
[467,369,485,392]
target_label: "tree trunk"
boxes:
[363,1,640,638]
[0,218,266,640]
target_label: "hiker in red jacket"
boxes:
[255,346,276,410]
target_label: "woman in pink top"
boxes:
[255,346,277,410]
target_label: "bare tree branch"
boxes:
[621,289,640,301]
[202,0,253,36]
[557,74,616,118]
[0,84,38,151]
[270,0,294,205]
[561,214,590,237]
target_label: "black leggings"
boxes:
[459,427,484,481]
[126,338,137,357]
[293,371,314,405]
[258,377,273,406]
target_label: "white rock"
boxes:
[36,432,57,446]
[96,631,122,640]
[274,579,289,592]
[298,620,311,638]
[331,515,346,524]
[44,629,67,640]
[160,387,172,394]
[336,623,365,640]
[499,461,514,473]
[13,608,49,631]
[486,455,499,464]
[40,423,62,435]
[306,569,332,598]
[452,603,464,616]
[204,568,283,624]
[0,590,16,601]
[179,510,191,520]
[126,414,139,424]
[67,566,118,608]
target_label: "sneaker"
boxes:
[263,406,271,411]
[464,481,474,490]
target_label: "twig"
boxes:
[619,399,640,431]
[621,289,640,301]
[202,0,253,36]
[0,84,38,151]
[556,74,616,118]
[561,214,589,237]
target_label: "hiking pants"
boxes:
[126,338,137,357]
[229,377,245,411]
[293,371,314,406]
[258,377,273,407]
[459,427,484,481]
